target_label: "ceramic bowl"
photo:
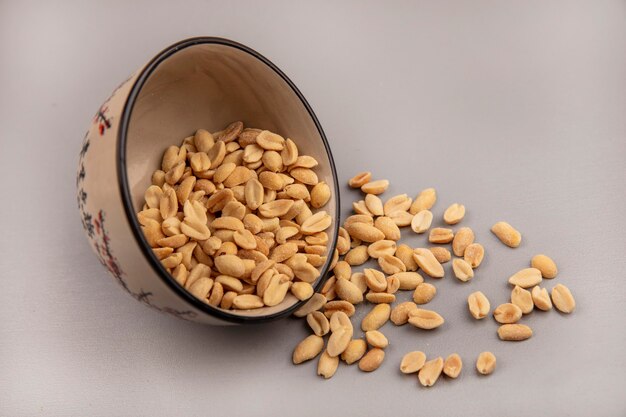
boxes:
[77,37,339,324]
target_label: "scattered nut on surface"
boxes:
[443,203,465,225]
[284,170,570,386]
[400,351,426,374]
[348,172,372,188]
[508,268,542,288]
[476,352,496,375]
[341,339,367,364]
[531,286,553,311]
[551,284,576,313]
[491,221,521,248]
[408,308,445,330]
[468,291,490,319]
[497,324,533,341]
[511,285,534,314]
[409,188,437,215]
[413,283,437,305]
[493,303,523,324]
[293,335,324,364]
[531,254,558,278]
[443,353,463,378]
[358,348,385,372]
[418,357,444,387]
[452,258,474,282]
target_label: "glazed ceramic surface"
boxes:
[77,37,339,324]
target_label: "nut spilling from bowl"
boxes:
[136,122,335,310]
[290,174,576,387]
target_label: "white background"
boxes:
[1,1,625,416]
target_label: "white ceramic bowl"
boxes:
[77,37,339,324]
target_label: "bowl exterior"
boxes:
[77,70,227,325]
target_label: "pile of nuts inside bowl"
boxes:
[136,123,576,387]
[291,173,576,386]
[136,122,333,311]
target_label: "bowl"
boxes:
[77,37,340,324]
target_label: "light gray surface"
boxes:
[1,1,625,416]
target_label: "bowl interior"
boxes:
[124,40,338,320]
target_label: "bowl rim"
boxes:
[116,36,340,324]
